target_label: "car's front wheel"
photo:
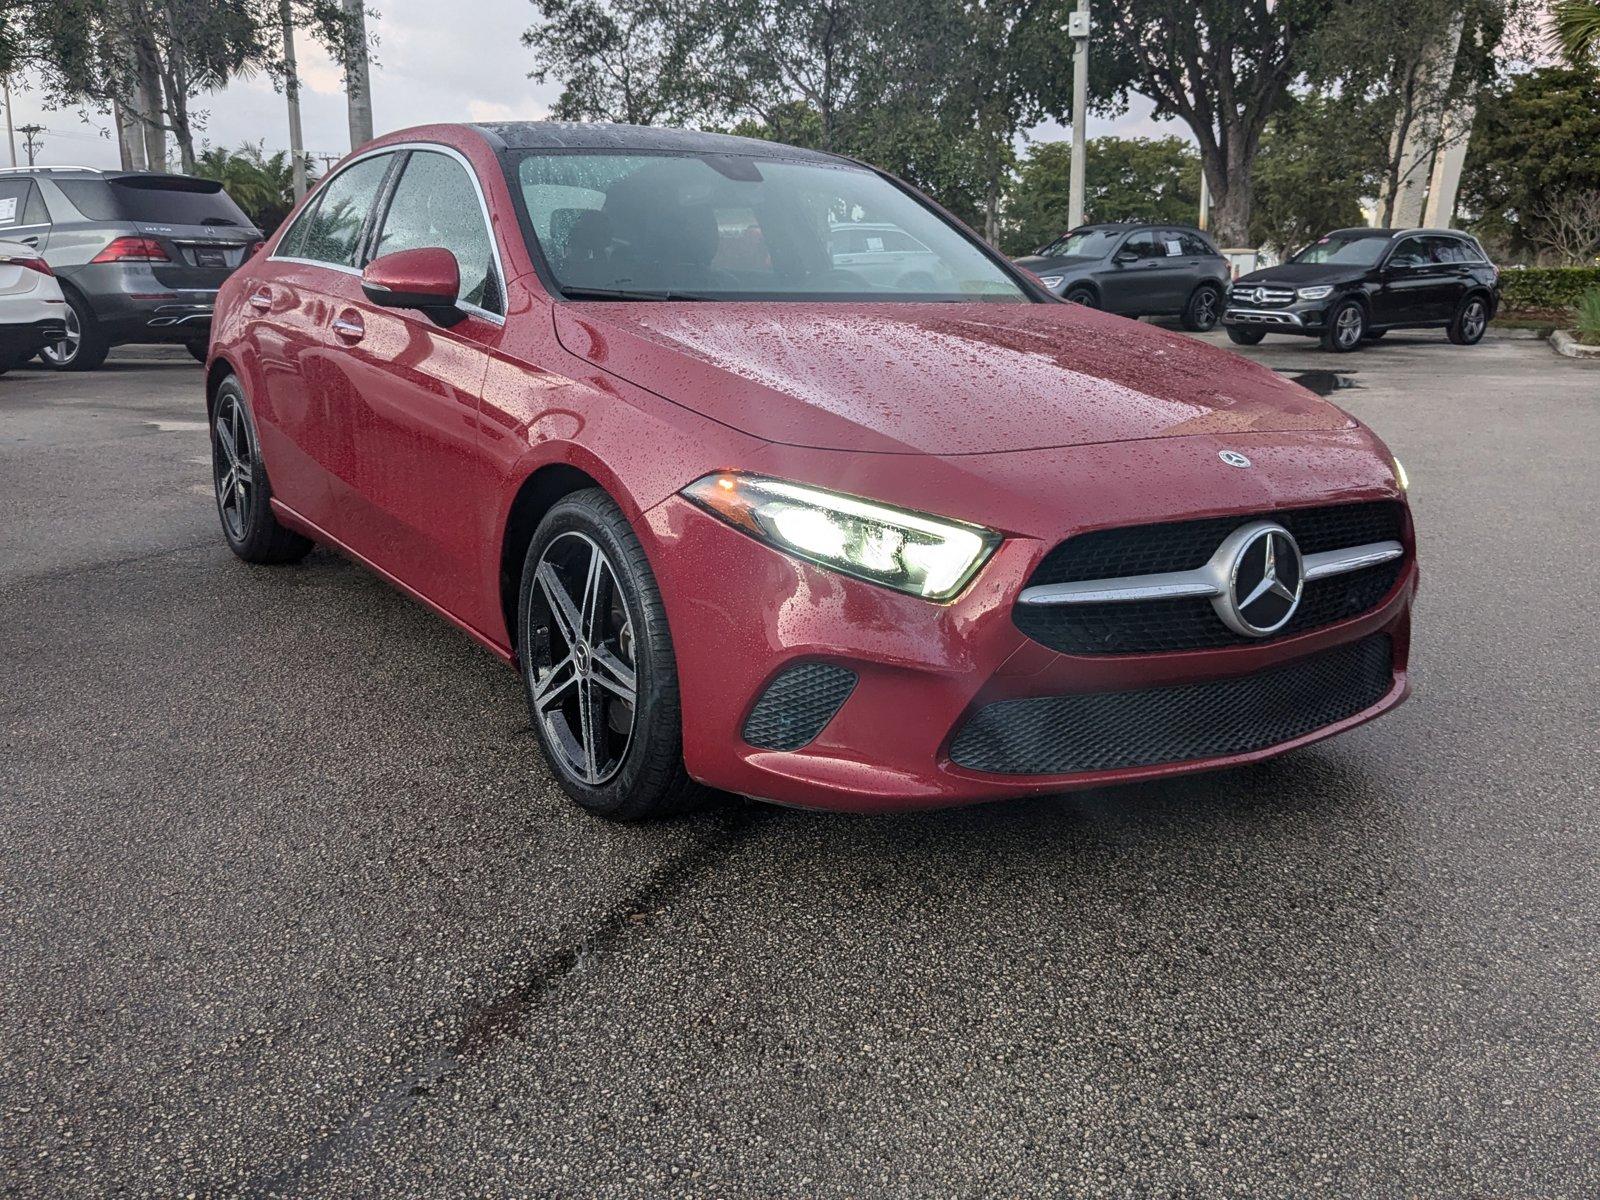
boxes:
[39,290,111,372]
[518,489,701,821]
[1180,284,1224,332]
[1448,294,1489,346]
[1227,327,1266,346]
[1322,299,1367,352]
[1063,285,1098,308]
[211,377,314,564]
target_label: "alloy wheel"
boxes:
[1335,304,1363,349]
[1194,289,1219,328]
[1462,299,1487,341]
[43,304,80,367]
[212,393,256,541]
[527,532,638,786]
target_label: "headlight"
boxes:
[1393,456,1409,492]
[682,473,1001,601]
[1039,275,1065,290]
[1297,285,1334,301]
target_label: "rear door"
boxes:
[0,179,51,254]
[329,146,504,628]
[1099,230,1184,315]
[1424,235,1476,316]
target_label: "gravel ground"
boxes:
[1,332,1596,1198]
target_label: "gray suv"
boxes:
[1013,222,1232,331]
[0,166,262,370]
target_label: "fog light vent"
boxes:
[742,663,858,751]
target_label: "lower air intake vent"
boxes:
[743,663,858,751]
[949,635,1393,776]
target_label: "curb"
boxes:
[1550,330,1600,360]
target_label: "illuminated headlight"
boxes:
[1298,285,1334,301]
[683,473,1001,601]
[1039,275,1065,291]
[1393,456,1410,492]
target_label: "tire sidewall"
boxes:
[40,289,109,372]
[212,379,268,554]
[517,492,684,819]
[1183,285,1222,331]
[1324,300,1366,352]
[1450,294,1488,345]
[1064,286,1097,308]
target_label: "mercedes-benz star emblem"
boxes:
[1213,523,1304,637]
[1218,450,1252,468]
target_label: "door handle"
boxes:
[19,235,39,247]
[332,312,365,342]
[248,288,272,311]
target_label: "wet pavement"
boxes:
[2,331,1597,1197]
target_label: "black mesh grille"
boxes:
[949,635,1394,776]
[742,663,858,751]
[1017,502,1406,656]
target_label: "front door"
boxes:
[1099,230,1185,316]
[1375,235,1455,325]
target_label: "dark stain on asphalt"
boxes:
[1279,369,1361,396]
[241,804,769,1199]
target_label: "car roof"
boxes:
[1069,222,1206,233]
[470,121,846,164]
[0,166,221,186]
[1328,226,1477,240]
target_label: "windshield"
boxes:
[513,151,1027,302]
[1036,228,1122,259]
[1292,233,1389,266]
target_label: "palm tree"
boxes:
[192,142,316,233]
[1553,0,1600,63]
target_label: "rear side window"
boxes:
[287,154,393,269]
[373,151,502,314]
[0,179,31,228]
[1178,231,1215,257]
[55,175,251,227]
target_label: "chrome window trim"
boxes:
[268,140,508,326]
[1017,539,1403,607]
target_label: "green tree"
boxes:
[1002,136,1201,255]
[523,0,700,124]
[1250,94,1386,252]
[1460,67,1600,260]
[193,140,314,232]
[1552,0,1600,63]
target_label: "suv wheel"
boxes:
[518,489,702,821]
[40,290,111,372]
[1448,294,1489,346]
[1322,299,1367,353]
[1180,284,1223,332]
[1063,285,1097,308]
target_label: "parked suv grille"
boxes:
[1230,284,1296,307]
[949,635,1394,776]
[1015,502,1406,656]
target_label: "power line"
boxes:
[18,123,43,166]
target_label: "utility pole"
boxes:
[1067,0,1091,229]
[281,0,307,199]
[1198,173,1210,232]
[342,0,374,150]
[18,124,44,166]
[2,77,16,168]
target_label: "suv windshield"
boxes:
[1292,233,1389,266]
[1036,228,1122,259]
[514,152,1027,302]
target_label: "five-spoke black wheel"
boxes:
[1181,285,1224,332]
[210,377,314,564]
[1063,285,1098,308]
[518,489,700,820]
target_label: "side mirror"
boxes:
[1113,250,1139,265]
[361,247,465,327]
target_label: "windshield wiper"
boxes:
[559,285,715,302]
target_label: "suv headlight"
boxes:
[1297,285,1334,300]
[1039,274,1065,291]
[683,473,1001,601]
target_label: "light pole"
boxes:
[1067,0,1091,229]
[3,77,16,168]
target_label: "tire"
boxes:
[1447,293,1490,346]
[1063,285,1098,308]
[517,489,702,821]
[211,376,314,565]
[1321,299,1367,352]
[1180,284,1224,332]
[0,349,25,376]
[186,340,209,364]
[1227,327,1266,346]
[39,289,111,372]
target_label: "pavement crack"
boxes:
[241,803,767,1198]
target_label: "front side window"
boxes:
[1387,236,1431,268]
[374,151,502,314]
[514,151,1027,302]
[1292,233,1389,267]
[1120,231,1161,260]
[287,154,392,268]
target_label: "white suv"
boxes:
[0,238,67,374]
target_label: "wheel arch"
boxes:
[204,355,240,419]
[1062,280,1100,304]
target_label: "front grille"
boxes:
[742,663,857,751]
[1231,285,1296,306]
[949,635,1394,776]
[1017,503,1405,656]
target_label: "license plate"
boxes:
[193,248,227,267]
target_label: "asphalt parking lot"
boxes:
[2,330,1597,1198]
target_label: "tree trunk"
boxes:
[281,0,307,199]
[133,47,166,172]
[1202,134,1255,247]
[113,97,144,170]
[342,0,374,149]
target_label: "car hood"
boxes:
[1012,254,1097,274]
[553,301,1356,456]
[1236,262,1365,287]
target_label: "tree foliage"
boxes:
[1249,93,1386,252]
[192,140,316,231]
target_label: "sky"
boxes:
[2,0,1185,171]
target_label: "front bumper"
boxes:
[1224,299,1330,335]
[643,490,1414,814]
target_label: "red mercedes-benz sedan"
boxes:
[205,121,1415,819]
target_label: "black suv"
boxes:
[1012,223,1231,331]
[0,166,262,371]
[1224,227,1500,353]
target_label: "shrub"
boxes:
[1573,289,1600,347]
[1499,266,1600,313]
